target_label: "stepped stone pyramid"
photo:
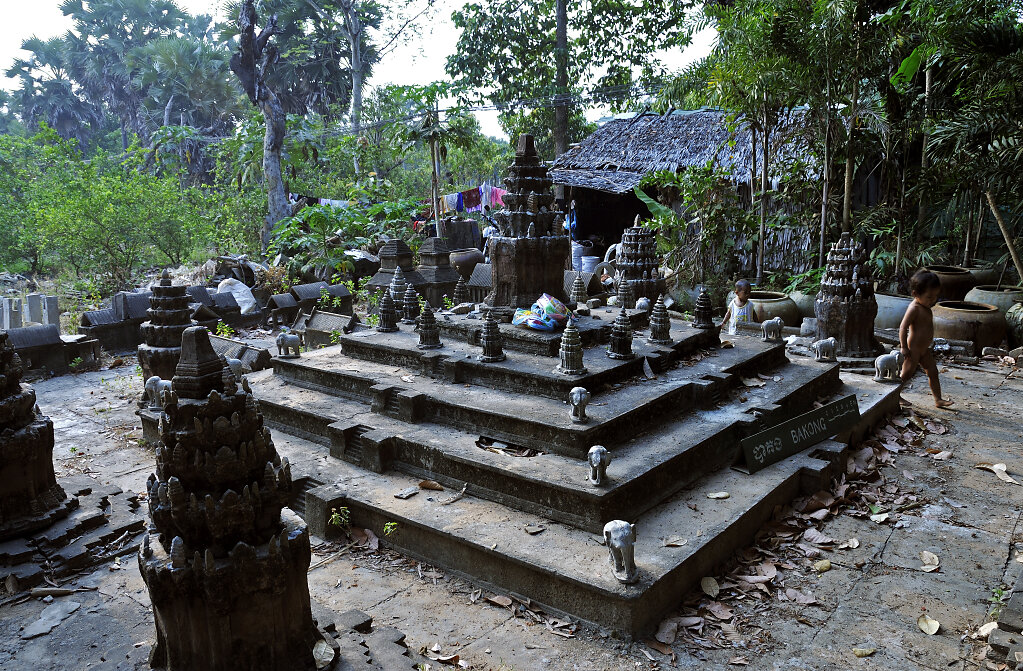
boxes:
[138,270,192,382]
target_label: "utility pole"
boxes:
[554,0,568,158]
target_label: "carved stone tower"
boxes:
[138,270,192,382]
[814,232,879,358]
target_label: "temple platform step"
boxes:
[272,371,897,636]
[258,335,788,458]
[253,355,841,533]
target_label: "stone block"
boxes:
[2,297,22,329]
[336,609,374,634]
[586,298,602,309]
[990,627,1023,655]
[25,293,43,323]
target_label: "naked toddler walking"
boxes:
[899,270,954,408]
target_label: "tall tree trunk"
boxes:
[347,2,364,177]
[819,118,831,263]
[842,35,860,233]
[750,123,757,278]
[758,104,769,285]
[916,67,932,238]
[553,0,568,200]
[163,95,174,127]
[231,0,290,250]
[430,109,440,229]
[986,191,1023,281]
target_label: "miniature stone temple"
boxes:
[390,267,408,302]
[692,287,715,330]
[139,327,318,670]
[402,285,421,325]
[377,292,399,333]
[417,307,442,349]
[557,320,587,374]
[486,134,570,307]
[607,308,635,359]
[648,296,673,345]
[477,311,505,363]
[0,332,69,540]
[138,270,192,382]
[617,222,661,304]
[615,273,636,310]
[452,276,469,306]
[569,272,588,307]
[814,232,880,358]
[415,237,460,307]
[366,239,426,298]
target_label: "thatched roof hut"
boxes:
[550,108,815,195]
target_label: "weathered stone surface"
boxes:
[138,270,193,382]
[140,326,317,671]
[616,224,661,303]
[416,237,460,308]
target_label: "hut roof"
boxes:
[550,108,815,194]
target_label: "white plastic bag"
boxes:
[217,278,259,315]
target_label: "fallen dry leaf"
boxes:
[704,601,734,620]
[918,614,940,635]
[869,512,890,524]
[931,450,953,461]
[707,491,730,500]
[813,559,832,573]
[837,538,860,550]
[644,638,672,655]
[701,576,720,598]
[728,656,750,666]
[852,647,876,657]
[654,618,678,645]
[419,480,444,491]
[975,622,998,639]
[919,551,940,572]
[976,462,1021,485]
[803,528,834,545]
[785,588,817,605]
[486,595,513,608]
[663,536,688,547]
[741,376,766,387]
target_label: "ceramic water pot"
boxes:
[932,300,1007,350]
[875,293,913,330]
[964,285,1023,316]
[788,291,816,319]
[727,290,801,327]
[449,248,484,280]
[1007,302,1023,349]
[963,262,1001,286]
[925,265,977,301]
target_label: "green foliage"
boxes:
[328,506,351,532]
[215,321,236,337]
[383,521,398,537]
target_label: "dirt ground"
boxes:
[1,350,1021,671]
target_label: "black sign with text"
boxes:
[738,394,861,474]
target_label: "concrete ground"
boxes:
[1,352,1021,670]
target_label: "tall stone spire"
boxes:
[139,326,317,670]
[138,269,192,382]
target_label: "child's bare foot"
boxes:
[935,398,954,409]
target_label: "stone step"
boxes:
[277,431,857,637]
[258,336,790,458]
[256,356,841,533]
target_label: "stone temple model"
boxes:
[1,331,144,590]
[139,326,318,670]
[138,270,192,382]
[814,232,880,358]
[0,331,69,541]
[616,221,663,303]
[486,134,570,307]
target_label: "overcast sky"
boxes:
[0,0,713,138]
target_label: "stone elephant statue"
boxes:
[144,376,172,410]
[810,337,837,362]
[569,386,591,424]
[587,445,611,486]
[276,332,303,357]
[603,520,638,584]
[225,357,245,379]
[874,349,904,383]
[761,317,785,342]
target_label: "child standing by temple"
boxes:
[719,279,762,335]
[899,269,954,408]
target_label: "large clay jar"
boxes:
[875,293,913,330]
[449,248,484,280]
[925,265,977,301]
[789,291,816,319]
[1007,302,1023,348]
[932,300,1007,350]
[964,285,1023,316]
[727,290,801,327]
[963,262,1001,286]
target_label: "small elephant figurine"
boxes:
[761,316,785,342]
[276,331,303,358]
[569,386,591,424]
[144,376,172,411]
[587,445,611,486]
[225,357,245,379]
[603,520,639,584]
[874,349,904,382]
[810,337,837,362]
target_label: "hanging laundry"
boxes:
[461,187,482,211]
[490,188,508,207]
[455,192,465,212]
[444,193,460,212]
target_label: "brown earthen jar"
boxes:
[726,291,802,327]
[1007,302,1023,349]
[932,300,1007,350]
[964,285,1023,315]
[925,265,977,301]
